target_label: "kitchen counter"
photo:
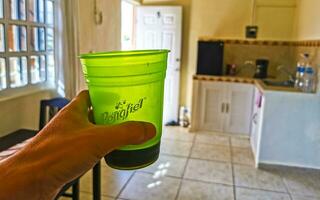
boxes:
[192,75,320,169]
[193,75,301,93]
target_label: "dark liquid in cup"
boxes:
[104,142,160,170]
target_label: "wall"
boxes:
[224,44,296,81]
[255,0,296,40]
[77,0,122,90]
[78,0,121,53]
[294,0,320,40]
[0,90,53,136]
[142,0,191,107]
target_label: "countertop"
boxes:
[193,75,302,93]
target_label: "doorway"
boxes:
[121,3,183,125]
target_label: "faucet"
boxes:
[277,65,295,83]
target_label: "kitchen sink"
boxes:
[262,80,295,87]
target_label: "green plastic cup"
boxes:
[80,50,169,170]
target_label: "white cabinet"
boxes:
[191,80,254,135]
[225,83,255,134]
[199,81,225,132]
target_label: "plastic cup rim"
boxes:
[79,49,170,59]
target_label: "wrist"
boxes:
[0,144,58,199]
[0,156,40,199]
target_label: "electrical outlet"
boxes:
[246,26,258,39]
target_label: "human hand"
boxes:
[0,90,156,199]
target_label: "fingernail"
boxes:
[144,122,156,140]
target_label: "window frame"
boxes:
[0,0,56,92]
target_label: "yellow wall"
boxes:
[294,0,320,40]
[78,0,121,90]
[255,0,296,40]
[78,0,121,53]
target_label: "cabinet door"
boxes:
[224,83,254,134]
[199,81,226,132]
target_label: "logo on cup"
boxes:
[102,97,146,123]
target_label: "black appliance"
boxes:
[254,59,269,79]
[196,41,224,76]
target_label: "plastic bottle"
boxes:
[294,63,305,89]
[301,53,316,93]
[294,53,310,89]
[302,67,315,93]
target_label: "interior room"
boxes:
[0,0,319,199]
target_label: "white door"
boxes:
[199,82,226,132]
[224,83,254,135]
[135,6,182,124]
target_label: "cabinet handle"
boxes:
[221,103,225,113]
[226,103,230,113]
[252,113,258,124]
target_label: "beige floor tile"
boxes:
[160,139,193,157]
[231,137,251,148]
[191,143,231,162]
[80,171,93,193]
[162,126,195,142]
[177,180,234,200]
[101,166,135,197]
[236,188,290,200]
[58,192,114,200]
[234,165,287,192]
[281,168,320,198]
[80,166,134,197]
[196,130,226,135]
[195,133,230,146]
[119,172,180,200]
[139,154,187,178]
[184,159,233,185]
[232,147,254,165]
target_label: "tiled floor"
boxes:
[59,127,320,200]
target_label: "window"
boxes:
[0,0,55,91]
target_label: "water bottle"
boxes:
[294,63,305,89]
[295,53,310,89]
[302,67,315,93]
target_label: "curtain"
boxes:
[55,0,81,99]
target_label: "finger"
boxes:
[67,90,91,116]
[88,108,94,123]
[93,121,156,151]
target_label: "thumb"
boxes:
[92,121,156,152]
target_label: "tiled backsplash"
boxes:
[294,46,320,68]
[199,38,320,81]
[224,44,296,80]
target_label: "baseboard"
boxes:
[258,160,320,170]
